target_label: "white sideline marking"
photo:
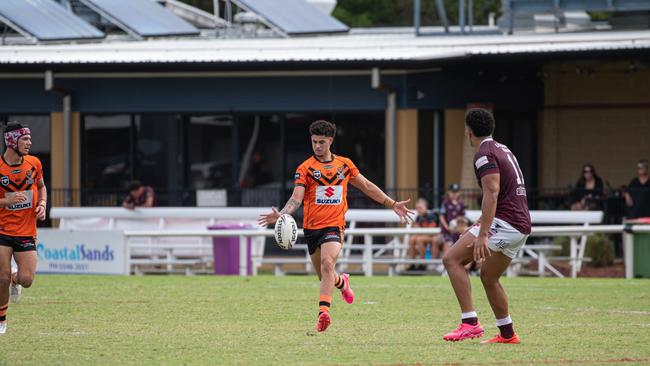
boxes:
[575,308,650,316]
[611,310,650,316]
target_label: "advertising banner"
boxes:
[36,229,128,275]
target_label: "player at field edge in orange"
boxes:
[259,120,414,333]
[0,122,47,335]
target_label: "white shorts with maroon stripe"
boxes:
[468,218,528,259]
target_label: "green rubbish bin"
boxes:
[628,218,650,278]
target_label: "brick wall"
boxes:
[541,62,650,188]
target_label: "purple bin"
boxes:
[208,223,252,275]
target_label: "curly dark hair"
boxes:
[309,120,336,138]
[465,108,495,138]
[4,121,25,134]
[128,180,143,192]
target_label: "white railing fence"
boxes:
[53,207,649,278]
[123,224,650,278]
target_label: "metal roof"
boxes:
[77,0,200,38]
[0,0,104,42]
[1,29,650,66]
[230,0,348,35]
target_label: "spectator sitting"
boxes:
[448,216,480,274]
[570,164,604,211]
[438,183,467,250]
[623,159,650,219]
[449,216,471,243]
[406,198,440,271]
[122,181,156,209]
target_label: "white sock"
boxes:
[496,315,512,327]
[461,311,478,319]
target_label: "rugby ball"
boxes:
[274,214,298,250]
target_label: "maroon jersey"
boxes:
[439,199,466,235]
[474,138,531,235]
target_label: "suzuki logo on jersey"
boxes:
[6,190,33,211]
[316,186,343,205]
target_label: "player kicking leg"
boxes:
[309,240,355,332]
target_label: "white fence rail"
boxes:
[123,224,650,278]
[53,207,649,278]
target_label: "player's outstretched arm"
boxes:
[350,174,415,224]
[258,186,305,227]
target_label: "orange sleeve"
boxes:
[26,156,43,181]
[346,158,360,179]
[294,163,308,187]
[36,157,43,181]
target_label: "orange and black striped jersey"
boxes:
[0,155,43,238]
[294,155,359,230]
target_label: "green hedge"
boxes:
[553,234,615,267]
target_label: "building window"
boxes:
[83,115,132,189]
[186,115,234,190]
[237,114,283,206]
[81,111,385,207]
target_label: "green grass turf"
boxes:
[1,275,649,365]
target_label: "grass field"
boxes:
[1,275,649,365]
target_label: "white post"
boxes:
[239,235,248,276]
[166,249,173,273]
[123,233,130,275]
[570,236,578,278]
[340,221,356,272]
[576,223,589,272]
[623,231,634,279]
[538,251,545,277]
[364,234,373,277]
[305,249,312,273]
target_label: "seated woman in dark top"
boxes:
[570,164,604,210]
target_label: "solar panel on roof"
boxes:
[0,0,104,42]
[78,0,199,38]
[232,0,349,36]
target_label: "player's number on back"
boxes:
[506,153,525,185]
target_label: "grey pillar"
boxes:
[385,92,397,191]
[63,94,72,206]
[433,111,441,205]
[414,0,421,36]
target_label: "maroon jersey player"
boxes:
[441,109,531,344]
